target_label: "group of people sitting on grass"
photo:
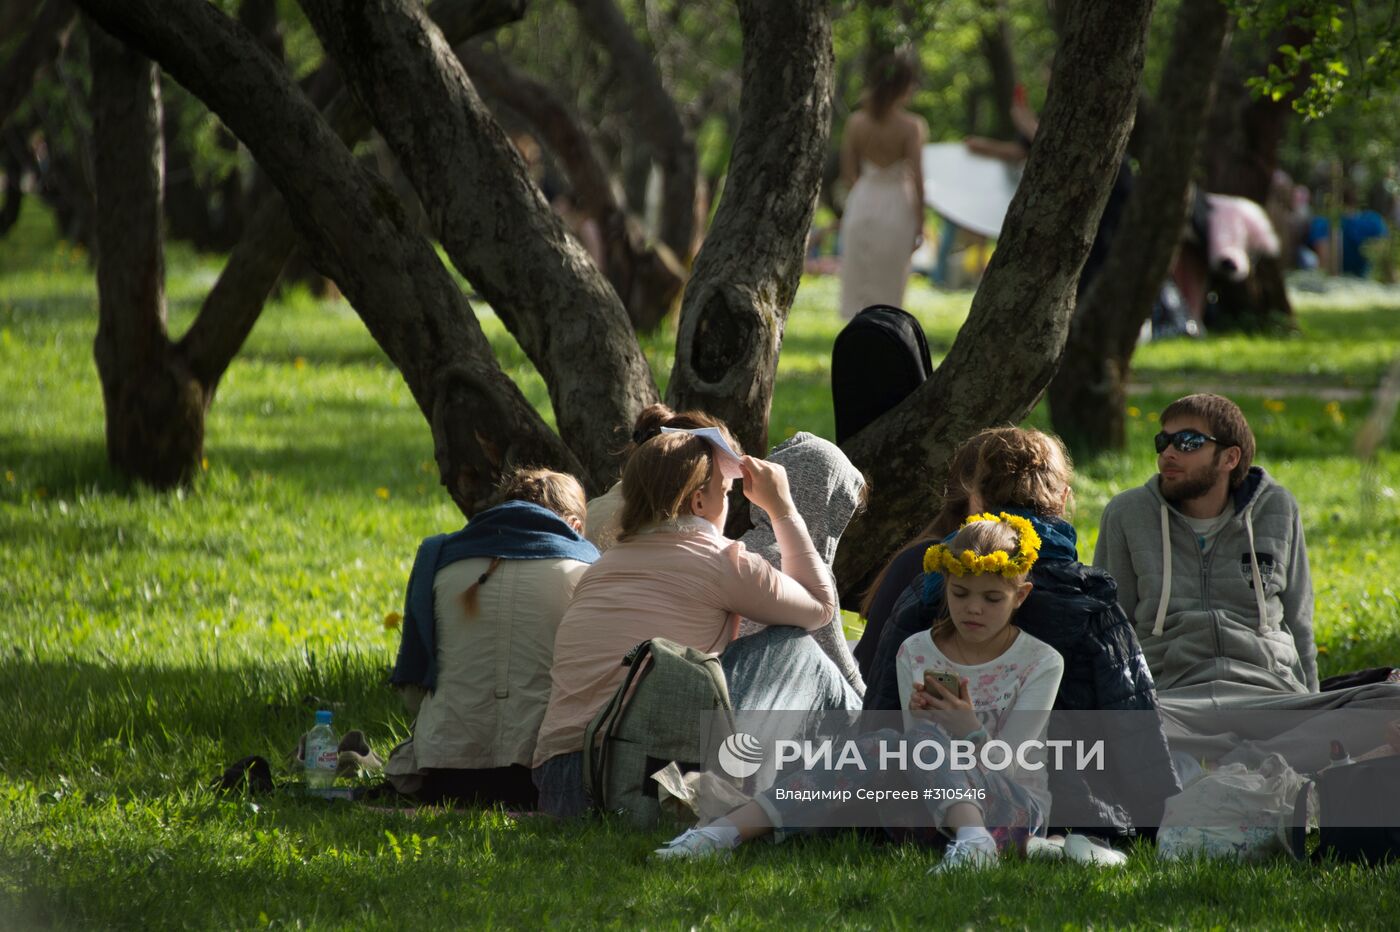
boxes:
[384,391,1400,871]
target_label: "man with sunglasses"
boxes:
[1096,392,1317,699]
[1096,394,1400,775]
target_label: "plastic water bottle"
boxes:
[304,710,339,791]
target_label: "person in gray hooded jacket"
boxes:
[1095,393,1399,772]
[731,431,867,698]
[1095,393,1316,695]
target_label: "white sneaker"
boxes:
[1026,835,1065,860]
[652,827,733,860]
[928,836,998,873]
[1064,834,1128,867]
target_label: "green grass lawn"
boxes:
[3,204,1400,928]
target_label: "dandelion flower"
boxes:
[376,487,390,500]
[383,611,402,631]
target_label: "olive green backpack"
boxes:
[582,637,735,828]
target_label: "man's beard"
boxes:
[1159,459,1222,505]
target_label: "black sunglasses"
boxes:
[1154,429,1220,454]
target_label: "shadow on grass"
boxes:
[0,653,400,781]
[0,435,134,500]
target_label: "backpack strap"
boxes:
[582,639,654,811]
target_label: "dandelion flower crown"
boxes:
[922,512,1041,579]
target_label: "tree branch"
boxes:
[0,0,76,132]
[568,0,697,261]
[76,0,583,512]
[1048,0,1232,452]
[458,43,685,331]
[177,0,527,400]
[665,0,834,457]
[298,0,659,493]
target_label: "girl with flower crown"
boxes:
[655,514,1065,871]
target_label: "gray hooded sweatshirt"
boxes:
[1093,466,1317,696]
[736,432,866,694]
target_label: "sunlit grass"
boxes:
[3,204,1400,926]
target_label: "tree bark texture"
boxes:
[978,4,1018,141]
[568,0,697,262]
[0,0,76,132]
[459,44,686,332]
[1047,0,1231,454]
[299,0,659,493]
[88,23,206,487]
[175,0,527,406]
[665,0,834,458]
[76,0,584,513]
[832,0,1157,602]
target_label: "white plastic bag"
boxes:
[1157,753,1306,862]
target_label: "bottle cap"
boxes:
[316,710,333,725]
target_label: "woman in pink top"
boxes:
[533,427,839,818]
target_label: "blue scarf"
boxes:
[390,501,600,690]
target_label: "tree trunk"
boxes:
[1047,0,1232,454]
[88,23,205,487]
[299,0,659,494]
[568,0,697,264]
[458,44,686,332]
[1206,25,1311,204]
[0,0,76,132]
[832,0,1157,602]
[664,0,833,458]
[0,128,25,238]
[161,90,244,251]
[1199,26,1309,331]
[978,2,1018,141]
[77,0,583,513]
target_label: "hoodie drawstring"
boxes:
[1153,503,1171,637]
[1244,507,1270,633]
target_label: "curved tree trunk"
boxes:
[178,0,528,404]
[77,0,582,513]
[0,0,76,132]
[459,44,686,333]
[568,0,697,264]
[299,0,659,494]
[88,23,205,487]
[664,0,833,458]
[1047,0,1232,454]
[832,0,1157,602]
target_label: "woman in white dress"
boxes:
[838,54,928,319]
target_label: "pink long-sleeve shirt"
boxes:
[532,514,837,766]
